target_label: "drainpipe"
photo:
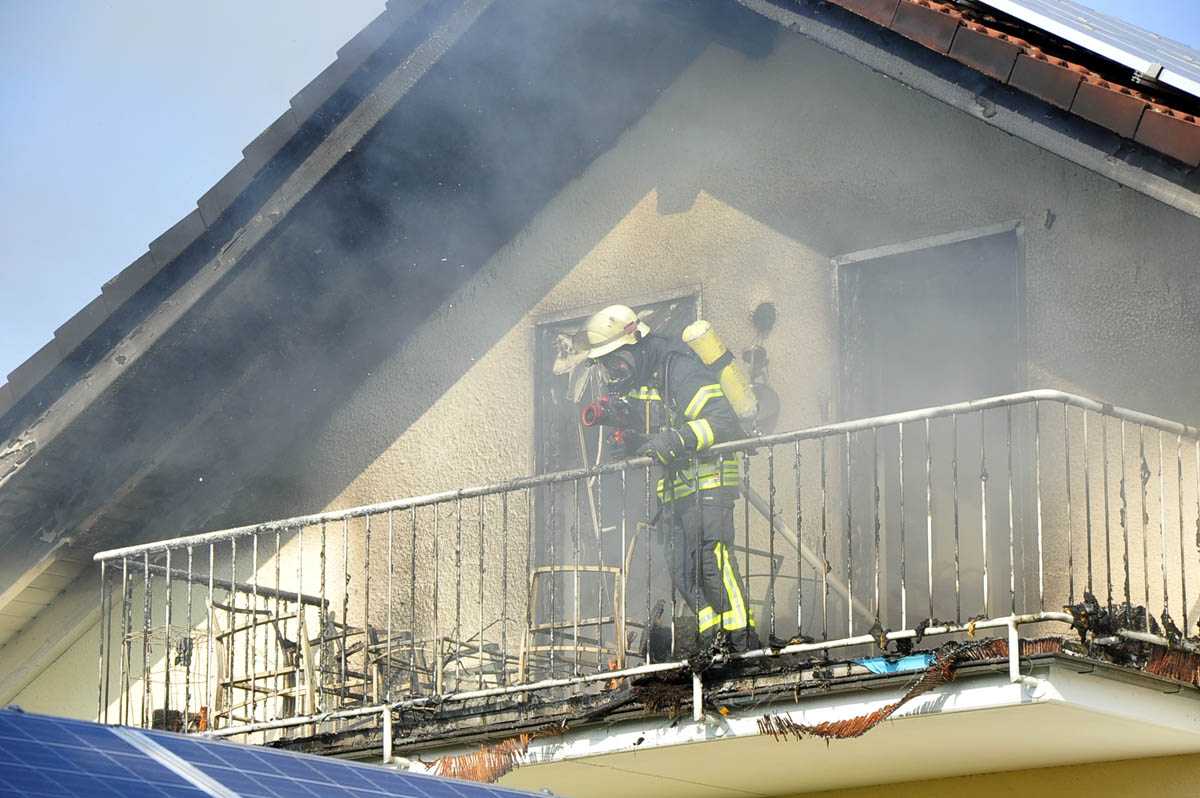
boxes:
[1007,616,1043,689]
[382,706,393,764]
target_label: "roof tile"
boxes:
[1008,52,1084,110]
[289,58,358,123]
[335,9,398,64]
[241,109,300,174]
[198,159,255,228]
[1134,105,1200,166]
[7,341,61,399]
[890,0,963,55]
[949,23,1025,83]
[1071,76,1149,138]
[148,208,206,268]
[53,297,109,356]
[0,383,13,418]
[830,0,901,28]
[100,253,159,313]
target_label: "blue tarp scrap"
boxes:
[853,654,935,674]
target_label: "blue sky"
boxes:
[0,0,1197,382]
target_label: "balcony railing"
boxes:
[94,390,1200,740]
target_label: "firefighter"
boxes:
[582,304,760,654]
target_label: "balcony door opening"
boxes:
[835,224,1029,628]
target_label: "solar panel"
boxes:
[0,707,544,798]
[978,0,1200,99]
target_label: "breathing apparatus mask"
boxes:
[595,348,637,395]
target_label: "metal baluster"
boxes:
[953,414,961,623]
[121,557,131,726]
[898,422,907,629]
[189,544,197,732]
[364,515,372,700]
[240,542,250,722]
[97,561,108,724]
[1121,422,1131,609]
[525,488,533,678]
[926,417,934,621]
[142,551,151,729]
[1007,406,1016,615]
[1159,432,1169,619]
[979,408,988,612]
[795,442,803,640]
[697,456,704,658]
[595,464,605,668]
[319,521,327,707]
[1103,414,1112,606]
[227,540,236,729]
[479,496,486,689]
[502,493,511,684]
[980,411,988,616]
[872,428,880,620]
[548,482,557,677]
[182,548,193,727]
[1065,405,1074,605]
[1195,439,1200,633]
[295,528,304,716]
[434,504,441,690]
[1178,435,1187,633]
[341,519,349,709]
[455,497,463,687]
[1034,403,1044,613]
[619,467,628,668]
[1083,411,1093,596]
[845,430,853,637]
[410,508,418,695]
[273,532,280,722]
[821,436,829,639]
[207,543,215,726]
[1140,427,1150,630]
[574,478,581,677]
[250,537,257,721]
[164,548,173,725]
[768,444,777,640]
[386,510,394,700]
[646,464,654,663]
[743,451,751,640]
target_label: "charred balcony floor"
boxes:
[271,633,1200,770]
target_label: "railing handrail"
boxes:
[93,388,1200,562]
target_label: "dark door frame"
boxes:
[832,219,1027,422]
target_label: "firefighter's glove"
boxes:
[636,430,687,464]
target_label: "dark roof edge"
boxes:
[0,0,492,492]
[0,0,429,423]
[736,0,1200,217]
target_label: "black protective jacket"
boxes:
[622,334,743,502]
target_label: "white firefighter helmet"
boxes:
[583,304,650,359]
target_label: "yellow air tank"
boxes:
[682,320,758,427]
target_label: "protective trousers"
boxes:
[664,492,757,652]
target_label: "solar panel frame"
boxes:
[978,0,1200,98]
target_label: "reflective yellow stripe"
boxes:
[714,542,749,631]
[686,418,714,450]
[628,386,662,401]
[684,384,723,420]
[657,460,739,501]
[698,605,720,632]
